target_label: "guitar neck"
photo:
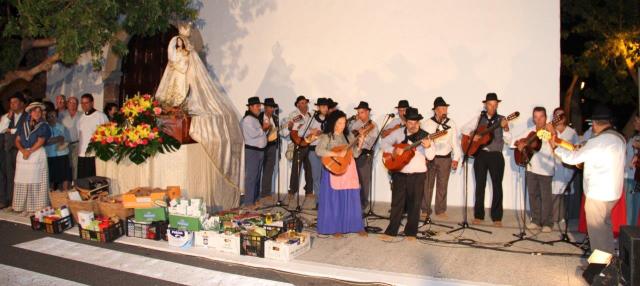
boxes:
[403,132,440,151]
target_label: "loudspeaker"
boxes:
[620,225,640,286]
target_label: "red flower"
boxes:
[152,127,158,132]
[101,139,107,145]
[141,139,149,145]
[153,100,159,106]
[158,137,164,143]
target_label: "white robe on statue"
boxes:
[155,34,244,210]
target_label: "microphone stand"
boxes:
[257,110,285,210]
[292,110,317,213]
[447,111,491,235]
[504,164,549,246]
[362,113,393,233]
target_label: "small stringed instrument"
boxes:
[381,124,402,139]
[382,130,448,172]
[536,128,583,169]
[322,122,375,175]
[461,111,520,156]
[351,119,372,136]
[514,115,563,166]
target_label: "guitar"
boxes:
[514,115,563,166]
[382,130,448,172]
[381,124,402,139]
[536,128,583,169]
[461,111,520,156]
[351,119,373,137]
[321,122,375,175]
[290,114,321,147]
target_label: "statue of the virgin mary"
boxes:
[155,23,244,210]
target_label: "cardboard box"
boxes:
[134,207,167,222]
[122,188,166,209]
[264,232,311,261]
[212,232,241,255]
[169,214,203,231]
[194,230,216,248]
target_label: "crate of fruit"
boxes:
[30,215,74,234]
[78,218,124,243]
[126,217,168,241]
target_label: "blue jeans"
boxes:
[625,178,640,225]
[243,148,264,205]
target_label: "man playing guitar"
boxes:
[512,107,555,232]
[302,98,330,209]
[348,101,379,210]
[381,100,410,138]
[460,93,511,227]
[287,95,314,206]
[380,107,435,241]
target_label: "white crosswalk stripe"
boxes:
[14,237,293,286]
[0,263,87,286]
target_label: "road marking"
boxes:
[0,263,87,286]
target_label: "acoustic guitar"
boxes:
[382,130,448,172]
[513,115,563,166]
[381,124,402,139]
[321,122,375,175]
[461,111,520,156]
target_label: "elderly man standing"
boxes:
[550,105,625,254]
[60,96,80,182]
[76,94,108,180]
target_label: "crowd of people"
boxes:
[0,91,109,217]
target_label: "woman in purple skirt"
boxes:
[315,110,366,237]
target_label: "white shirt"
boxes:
[305,114,325,147]
[384,116,404,131]
[460,114,512,150]
[511,127,555,176]
[381,127,436,173]
[552,126,578,194]
[349,118,379,151]
[241,114,267,148]
[422,116,461,162]
[76,110,109,157]
[0,112,24,134]
[281,109,312,138]
[60,110,80,142]
[554,130,625,201]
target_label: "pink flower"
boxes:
[153,107,162,115]
[106,136,114,143]
[141,139,149,145]
[148,132,156,139]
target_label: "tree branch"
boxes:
[0,53,60,92]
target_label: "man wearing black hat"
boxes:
[241,97,270,207]
[287,95,314,206]
[258,98,279,205]
[550,105,625,254]
[380,107,435,241]
[460,93,512,226]
[299,98,330,209]
[421,97,460,221]
[382,100,410,138]
[348,101,379,210]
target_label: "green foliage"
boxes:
[0,0,197,76]
[562,0,640,104]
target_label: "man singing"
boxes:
[241,97,269,207]
[422,97,460,220]
[287,96,314,206]
[382,100,410,138]
[550,105,624,254]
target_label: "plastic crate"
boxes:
[264,216,304,235]
[78,220,125,243]
[126,217,168,241]
[240,232,278,258]
[30,215,74,234]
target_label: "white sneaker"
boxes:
[526,222,539,230]
[541,226,552,233]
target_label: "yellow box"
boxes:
[122,189,166,209]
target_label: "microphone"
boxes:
[348,115,357,121]
[388,113,396,118]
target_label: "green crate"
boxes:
[134,207,168,222]
[169,214,202,231]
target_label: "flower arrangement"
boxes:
[87,93,180,164]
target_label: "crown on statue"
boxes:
[178,22,192,37]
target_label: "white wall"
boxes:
[199,0,560,209]
[46,51,105,111]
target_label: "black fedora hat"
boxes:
[314,97,328,106]
[328,98,338,109]
[354,101,371,111]
[590,105,614,121]
[294,95,309,106]
[482,93,502,103]
[264,98,278,107]
[404,107,423,121]
[396,100,410,109]
[432,97,450,110]
[246,96,262,106]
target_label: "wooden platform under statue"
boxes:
[158,113,195,144]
